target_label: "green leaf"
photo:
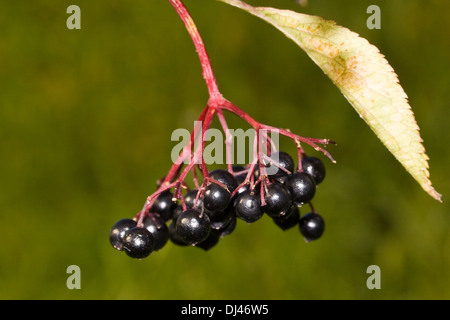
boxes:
[218,0,442,201]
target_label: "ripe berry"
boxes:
[176,209,211,245]
[122,227,154,259]
[299,212,325,242]
[301,156,326,185]
[206,207,230,224]
[151,190,177,221]
[143,215,169,251]
[219,211,237,237]
[109,218,137,251]
[168,207,188,246]
[195,230,221,251]
[210,169,238,193]
[267,151,294,181]
[172,205,183,222]
[286,172,316,206]
[203,183,231,212]
[168,221,189,246]
[235,172,250,195]
[184,189,203,209]
[272,204,300,230]
[209,205,234,230]
[233,189,263,223]
[263,182,293,218]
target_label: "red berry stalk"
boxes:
[135,0,335,227]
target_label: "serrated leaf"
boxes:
[218,0,442,201]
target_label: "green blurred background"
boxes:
[0,0,449,300]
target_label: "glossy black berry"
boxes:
[273,204,300,230]
[219,211,237,237]
[168,221,189,246]
[233,189,263,223]
[206,207,230,224]
[176,209,211,245]
[143,215,169,251]
[184,189,203,209]
[151,190,177,221]
[301,156,326,185]
[266,151,295,181]
[299,212,325,242]
[209,205,234,230]
[122,227,154,259]
[263,182,293,218]
[195,230,221,251]
[287,172,316,206]
[203,183,231,212]
[210,169,238,193]
[235,172,250,195]
[172,205,183,222]
[109,218,137,251]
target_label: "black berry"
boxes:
[109,218,137,251]
[263,182,293,218]
[143,215,169,251]
[273,204,300,230]
[266,151,294,181]
[287,172,316,206]
[209,205,235,230]
[184,189,203,209]
[210,169,238,193]
[172,205,183,222]
[235,172,250,195]
[151,190,177,221]
[195,230,221,251]
[168,221,189,246]
[219,211,237,237]
[176,209,211,245]
[299,212,325,242]
[233,189,263,223]
[301,156,326,185]
[203,183,231,212]
[122,227,154,259]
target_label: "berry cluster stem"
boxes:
[168,0,222,101]
[135,0,335,226]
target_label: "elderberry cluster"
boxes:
[109,152,326,259]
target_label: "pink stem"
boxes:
[297,146,304,172]
[168,0,222,101]
[220,99,335,162]
[216,109,234,172]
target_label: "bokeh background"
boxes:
[0,0,449,300]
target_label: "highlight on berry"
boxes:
[109,152,329,259]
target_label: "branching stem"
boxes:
[135,0,335,224]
